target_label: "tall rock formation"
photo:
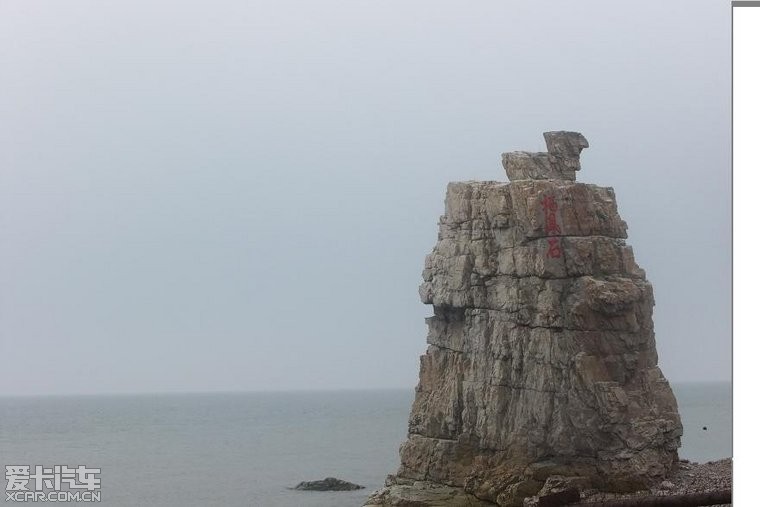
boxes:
[366,132,682,507]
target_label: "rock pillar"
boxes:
[366,132,682,507]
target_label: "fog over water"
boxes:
[0,1,729,395]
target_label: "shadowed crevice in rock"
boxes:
[365,132,682,507]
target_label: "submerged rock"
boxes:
[292,477,364,491]
[367,132,682,507]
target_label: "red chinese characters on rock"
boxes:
[541,195,562,258]
[546,238,562,258]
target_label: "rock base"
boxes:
[365,477,494,507]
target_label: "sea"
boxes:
[0,382,730,507]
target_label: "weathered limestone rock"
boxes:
[544,131,589,177]
[365,479,493,507]
[366,132,682,507]
[502,131,588,181]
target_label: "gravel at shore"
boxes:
[576,458,732,505]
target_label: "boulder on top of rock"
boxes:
[502,130,589,181]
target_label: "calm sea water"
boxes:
[0,383,730,507]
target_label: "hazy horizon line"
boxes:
[0,379,732,400]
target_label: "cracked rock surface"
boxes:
[365,133,682,507]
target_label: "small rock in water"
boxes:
[702,426,708,430]
[293,477,364,491]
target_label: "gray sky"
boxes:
[0,0,730,395]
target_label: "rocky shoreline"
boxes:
[567,458,732,506]
[366,458,732,506]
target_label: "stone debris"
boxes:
[366,132,684,507]
[571,459,732,506]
